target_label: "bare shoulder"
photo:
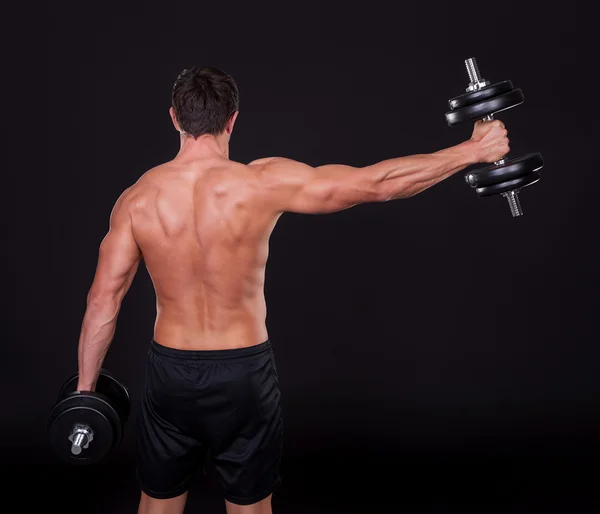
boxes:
[109,183,141,219]
[248,157,294,170]
[112,165,163,214]
[246,157,312,183]
[245,158,302,194]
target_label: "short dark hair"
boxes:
[172,67,239,138]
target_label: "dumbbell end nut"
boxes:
[68,424,94,456]
[71,434,86,455]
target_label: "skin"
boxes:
[75,105,508,513]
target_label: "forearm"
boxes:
[368,140,479,200]
[77,295,121,391]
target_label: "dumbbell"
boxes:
[445,57,544,217]
[46,369,130,465]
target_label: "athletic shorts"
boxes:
[136,339,283,505]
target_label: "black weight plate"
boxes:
[47,392,121,465]
[57,369,130,423]
[94,369,131,423]
[56,373,79,402]
[445,89,524,126]
[449,80,514,110]
[465,153,544,188]
[475,172,541,197]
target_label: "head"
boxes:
[170,66,239,142]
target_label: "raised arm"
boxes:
[77,188,142,391]
[252,120,508,214]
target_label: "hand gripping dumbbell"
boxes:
[46,369,130,465]
[445,57,544,217]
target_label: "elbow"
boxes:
[87,286,104,305]
[86,287,121,314]
[84,296,121,327]
[375,183,393,202]
[354,173,391,203]
[374,179,410,202]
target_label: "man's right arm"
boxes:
[251,120,509,214]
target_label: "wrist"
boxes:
[458,139,481,165]
[76,380,95,392]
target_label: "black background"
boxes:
[5,1,599,512]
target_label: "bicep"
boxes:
[254,158,382,214]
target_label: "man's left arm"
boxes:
[77,188,142,391]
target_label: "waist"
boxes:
[154,312,268,350]
[150,338,271,360]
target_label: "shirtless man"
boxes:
[75,66,509,514]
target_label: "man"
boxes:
[75,66,509,514]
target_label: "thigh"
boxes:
[216,416,283,506]
[139,491,188,514]
[225,494,272,514]
[136,351,206,499]
[209,351,283,505]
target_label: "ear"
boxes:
[169,107,182,132]
[225,111,239,135]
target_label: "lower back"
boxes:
[153,301,269,350]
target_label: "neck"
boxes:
[176,133,229,161]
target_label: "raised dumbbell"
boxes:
[46,369,130,465]
[445,57,544,217]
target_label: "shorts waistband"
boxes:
[150,339,271,361]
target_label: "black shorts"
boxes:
[136,339,283,505]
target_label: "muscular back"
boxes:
[94,121,502,351]
[126,158,278,350]
[78,119,502,390]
